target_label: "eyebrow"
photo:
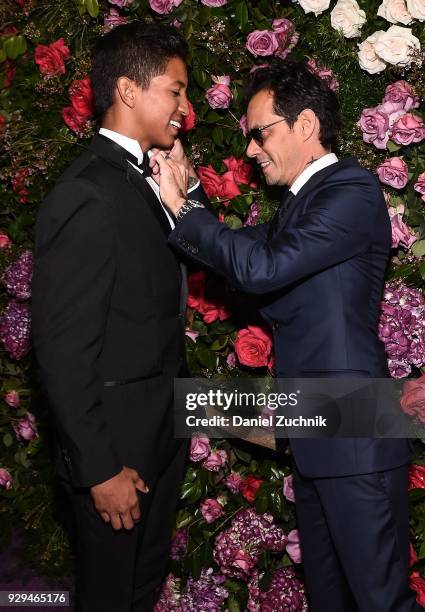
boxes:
[171,80,187,87]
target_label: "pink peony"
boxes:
[358,106,390,150]
[0,468,12,490]
[234,325,272,368]
[246,30,279,57]
[149,0,183,14]
[13,411,37,442]
[414,172,425,201]
[283,473,296,502]
[202,449,227,472]
[200,498,224,523]
[383,80,420,112]
[205,75,232,109]
[189,434,211,462]
[225,471,243,494]
[104,8,128,31]
[286,529,302,563]
[390,113,425,146]
[376,157,408,189]
[5,390,20,407]
[0,233,11,248]
[34,38,70,77]
[201,0,227,5]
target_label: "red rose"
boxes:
[62,106,88,134]
[1,60,16,88]
[187,271,205,311]
[200,300,231,324]
[187,271,231,324]
[234,325,272,368]
[219,171,242,203]
[408,464,425,490]
[400,374,425,424]
[409,572,425,608]
[180,100,196,132]
[69,75,94,119]
[197,165,222,198]
[240,474,263,503]
[410,543,418,567]
[223,156,257,187]
[34,38,70,76]
[0,114,4,130]
[11,168,31,203]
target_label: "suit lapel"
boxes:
[126,164,172,238]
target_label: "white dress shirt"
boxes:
[289,152,338,195]
[99,128,200,229]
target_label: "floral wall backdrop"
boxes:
[0,0,425,608]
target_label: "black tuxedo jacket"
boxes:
[32,134,207,489]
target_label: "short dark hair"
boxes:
[246,61,341,150]
[90,21,188,120]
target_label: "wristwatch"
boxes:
[175,199,205,223]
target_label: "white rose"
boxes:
[374,25,420,66]
[297,0,331,16]
[331,0,366,37]
[357,31,387,73]
[406,0,425,20]
[377,0,413,24]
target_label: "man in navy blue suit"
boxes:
[152,61,422,611]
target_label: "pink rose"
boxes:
[5,390,20,407]
[108,0,132,6]
[226,351,237,369]
[34,38,70,77]
[409,572,425,608]
[0,468,12,490]
[201,0,227,5]
[223,156,257,187]
[414,172,425,201]
[383,80,420,112]
[69,76,94,119]
[400,374,425,424]
[0,233,11,248]
[283,474,296,502]
[272,18,299,60]
[219,171,242,202]
[205,75,232,109]
[202,449,227,472]
[225,471,243,494]
[197,165,222,198]
[408,464,425,490]
[13,411,37,442]
[189,434,211,462]
[200,498,224,523]
[239,114,248,136]
[149,0,183,13]
[358,106,390,150]
[307,59,339,91]
[376,157,408,189]
[246,30,279,57]
[185,329,199,342]
[234,325,272,368]
[390,113,425,146]
[104,8,128,31]
[389,207,416,249]
[232,549,255,573]
[180,100,196,132]
[286,529,302,563]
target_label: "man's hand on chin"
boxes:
[90,466,149,531]
[150,150,189,217]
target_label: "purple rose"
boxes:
[283,474,296,502]
[414,172,425,201]
[205,76,232,109]
[377,157,408,189]
[0,468,12,490]
[104,8,128,31]
[200,498,224,523]
[390,113,425,146]
[286,529,302,563]
[202,449,227,472]
[149,0,182,14]
[13,411,37,442]
[383,80,420,112]
[358,106,390,150]
[239,114,248,136]
[189,434,211,462]
[246,30,279,57]
[225,472,243,494]
[201,0,227,5]
[5,390,20,408]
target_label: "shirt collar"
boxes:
[98,128,147,165]
[289,153,339,195]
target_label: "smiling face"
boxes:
[246,89,307,187]
[120,56,189,151]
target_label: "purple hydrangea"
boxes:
[180,568,228,611]
[244,202,260,227]
[170,528,188,561]
[247,567,308,611]
[3,250,33,300]
[379,282,425,378]
[213,508,287,579]
[0,300,31,360]
[154,573,181,611]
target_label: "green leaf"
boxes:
[233,446,252,463]
[210,336,228,351]
[230,195,251,215]
[198,6,211,25]
[269,490,283,517]
[86,0,99,17]
[3,433,13,448]
[419,261,425,281]
[0,48,6,63]
[180,480,203,503]
[176,509,192,529]
[195,345,218,370]
[387,140,401,153]
[4,36,26,60]
[225,214,243,229]
[227,595,241,612]
[412,240,425,257]
[235,2,249,31]
[212,126,224,146]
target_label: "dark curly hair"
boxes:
[246,61,341,150]
[90,21,188,121]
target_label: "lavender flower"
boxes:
[154,573,181,611]
[247,567,308,611]
[213,508,287,579]
[379,282,425,378]
[0,300,31,360]
[170,528,188,561]
[180,568,228,611]
[244,202,260,227]
[3,250,33,300]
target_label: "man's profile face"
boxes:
[132,56,189,151]
[246,89,305,187]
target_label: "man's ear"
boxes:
[115,76,137,109]
[297,108,318,142]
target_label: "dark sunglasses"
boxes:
[246,118,286,146]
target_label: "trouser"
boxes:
[61,441,187,612]
[293,462,423,612]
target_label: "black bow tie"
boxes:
[126,151,151,177]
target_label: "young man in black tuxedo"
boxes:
[32,22,208,612]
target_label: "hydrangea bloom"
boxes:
[247,567,308,611]
[0,300,31,360]
[3,250,33,300]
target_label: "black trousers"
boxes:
[293,462,423,612]
[61,442,187,612]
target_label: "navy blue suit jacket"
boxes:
[169,157,411,477]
